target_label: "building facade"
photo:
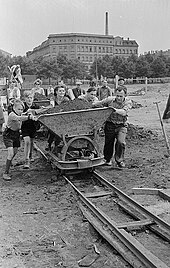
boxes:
[26,33,138,69]
[0,49,12,58]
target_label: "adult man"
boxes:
[117,77,127,96]
[78,87,98,103]
[72,81,83,99]
[97,80,113,100]
[93,87,132,168]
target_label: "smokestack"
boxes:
[105,12,108,35]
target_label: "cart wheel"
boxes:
[61,136,100,161]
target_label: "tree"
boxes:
[136,57,151,77]
[150,57,167,77]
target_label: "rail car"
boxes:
[37,107,113,172]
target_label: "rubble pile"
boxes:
[40,99,92,114]
[131,100,143,109]
[129,86,155,96]
[127,124,158,140]
[34,93,48,101]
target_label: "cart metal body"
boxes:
[37,107,113,171]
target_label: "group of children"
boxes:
[2,89,49,181]
[2,77,129,181]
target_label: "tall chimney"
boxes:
[105,12,108,35]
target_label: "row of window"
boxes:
[52,38,113,44]
[115,49,137,54]
[53,46,137,54]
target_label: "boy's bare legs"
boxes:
[29,138,34,160]
[3,147,17,180]
[23,136,31,168]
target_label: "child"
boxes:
[0,99,5,133]
[46,85,70,151]
[2,99,35,181]
[21,90,49,169]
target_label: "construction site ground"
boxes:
[0,83,170,267]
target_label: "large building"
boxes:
[0,48,12,57]
[26,13,138,70]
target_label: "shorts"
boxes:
[3,128,21,148]
[22,128,36,139]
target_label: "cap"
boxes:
[34,78,42,85]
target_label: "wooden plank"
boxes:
[84,191,113,198]
[131,188,159,195]
[79,205,145,268]
[158,189,170,202]
[118,201,170,243]
[117,219,155,230]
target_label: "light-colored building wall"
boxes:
[0,49,12,57]
[26,33,138,69]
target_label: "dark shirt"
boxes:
[97,86,112,100]
[72,87,82,98]
[163,94,170,119]
[21,102,40,132]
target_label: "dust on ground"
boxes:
[0,83,170,267]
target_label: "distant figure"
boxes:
[8,65,23,89]
[31,79,45,96]
[7,81,21,114]
[78,87,98,103]
[97,80,113,100]
[7,81,21,101]
[0,99,5,133]
[47,84,54,97]
[162,94,170,121]
[72,81,84,99]
[117,77,127,96]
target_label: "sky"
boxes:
[0,0,170,56]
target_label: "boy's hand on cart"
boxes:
[110,107,117,112]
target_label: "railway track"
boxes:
[34,141,170,268]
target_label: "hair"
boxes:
[13,99,25,109]
[34,78,42,85]
[87,87,97,93]
[115,86,127,96]
[23,90,34,98]
[118,77,124,81]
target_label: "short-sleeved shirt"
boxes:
[98,96,132,126]
[97,86,112,100]
[31,87,45,96]
[7,111,23,131]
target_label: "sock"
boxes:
[5,159,12,174]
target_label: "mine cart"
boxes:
[37,107,113,171]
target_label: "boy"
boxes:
[21,90,49,169]
[2,99,35,181]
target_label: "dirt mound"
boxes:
[129,86,156,96]
[40,99,92,114]
[34,93,48,101]
[131,100,143,109]
[127,124,158,140]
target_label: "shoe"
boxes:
[105,160,112,166]
[3,173,12,181]
[116,161,125,168]
[23,159,30,169]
